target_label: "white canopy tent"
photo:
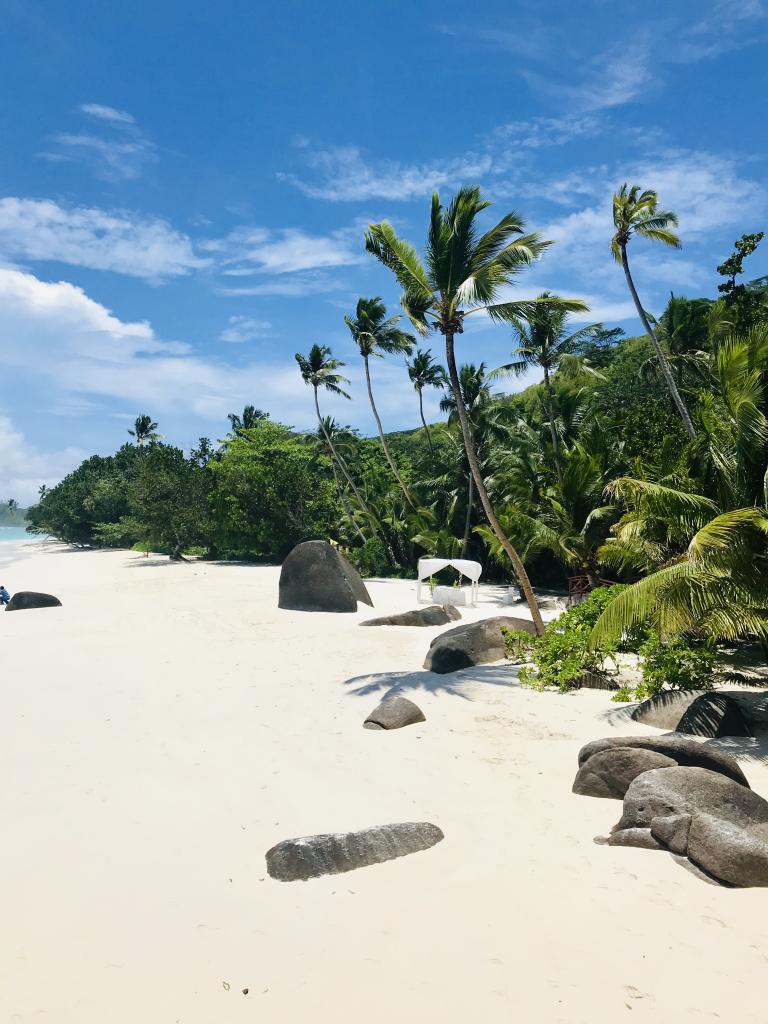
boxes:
[417,557,482,606]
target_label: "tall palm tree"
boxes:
[440,363,509,557]
[492,293,597,483]
[365,186,584,632]
[344,297,417,508]
[406,348,447,453]
[228,405,268,435]
[611,184,697,439]
[128,414,159,448]
[295,344,374,522]
[310,417,367,542]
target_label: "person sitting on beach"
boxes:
[0,585,10,605]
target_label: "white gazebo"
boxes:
[416,557,482,607]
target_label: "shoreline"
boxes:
[2,544,768,1023]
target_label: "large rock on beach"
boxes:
[573,746,679,799]
[363,696,426,730]
[613,766,768,887]
[266,821,444,881]
[5,591,62,612]
[630,689,710,730]
[576,734,749,789]
[360,605,461,627]
[278,540,373,613]
[676,692,752,738]
[424,616,536,674]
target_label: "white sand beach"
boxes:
[2,542,768,1023]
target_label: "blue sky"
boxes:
[0,0,766,502]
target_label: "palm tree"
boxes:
[295,344,374,522]
[406,348,446,453]
[365,186,584,632]
[344,297,416,508]
[611,184,697,439]
[492,293,598,483]
[440,363,509,557]
[310,417,367,542]
[228,405,268,434]
[7,497,18,515]
[128,414,159,448]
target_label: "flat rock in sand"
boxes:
[266,822,444,881]
[360,605,461,627]
[278,540,373,613]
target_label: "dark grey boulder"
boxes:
[423,616,536,674]
[676,692,752,739]
[363,696,426,731]
[577,735,749,788]
[573,747,678,799]
[278,540,373,613]
[5,591,62,612]
[360,605,461,627]
[266,822,444,881]
[630,689,710,730]
[613,767,768,887]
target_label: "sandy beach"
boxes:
[2,541,767,1023]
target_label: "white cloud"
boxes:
[280,146,493,202]
[0,198,208,280]
[0,416,85,506]
[218,315,272,343]
[41,104,155,181]
[492,115,603,150]
[79,103,136,125]
[213,224,364,274]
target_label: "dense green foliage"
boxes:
[0,499,26,526]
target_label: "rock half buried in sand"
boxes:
[360,605,461,627]
[676,692,752,739]
[278,540,373,613]
[576,734,749,788]
[5,591,62,612]
[612,766,768,887]
[424,616,536,674]
[573,746,679,799]
[363,695,426,730]
[266,822,444,881]
[630,689,710,730]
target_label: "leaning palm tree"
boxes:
[128,414,159,448]
[365,186,584,632]
[611,184,697,439]
[492,293,596,483]
[228,404,268,435]
[310,417,367,543]
[295,344,374,522]
[406,348,447,452]
[344,297,416,508]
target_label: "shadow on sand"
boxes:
[343,662,523,701]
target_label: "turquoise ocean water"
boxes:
[0,527,36,542]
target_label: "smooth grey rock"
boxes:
[5,591,62,611]
[577,735,749,788]
[423,616,536,674]
[631,690,710,730]
[278,540,373,613]
[607,827,664,850]
[363,696,426,731]
[676,692,752,739]
[572,747,678,799]
[266,822,444,881]
[615,767,768,887]
[360,605,461,627]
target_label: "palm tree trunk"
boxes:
[418,389,434,454]
[621,246,697,440]
[329,453,366,542]
[444,331,545,634]
[363,354,417,509]
[543,364,564,486]
[461,471,474,558]
[313,388,374,522]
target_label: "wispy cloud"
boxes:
[491,115,603,149]
[40,103,156,181]
[218,315,272,343]
[210,224,365,274]
[0,197,208,280]
[280,146,493,202]
[215,271,345,297]
[0,416,86,506]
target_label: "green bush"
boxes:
[350,536,390,577]
[634,632,716,699]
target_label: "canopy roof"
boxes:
[417,558,482,583]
